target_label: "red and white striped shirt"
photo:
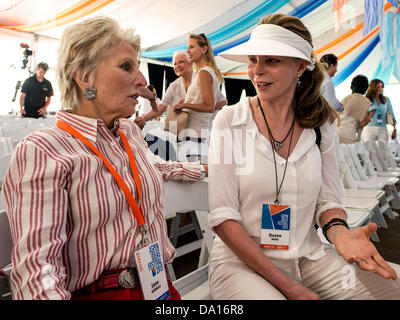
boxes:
[3,111,202,300]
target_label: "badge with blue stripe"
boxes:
[261,204,290,250]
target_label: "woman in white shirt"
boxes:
[209,13,400,300]
[173,34,224,141]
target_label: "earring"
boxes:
[83,85,97,100]
[296,74,301,87]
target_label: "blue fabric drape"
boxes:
[379,11,395,69]
[363,0,385,36]
[392,13,400,81]
[387,0,399,8]
[141,0,290,59]
[212,0,328,56]
[332,34,380,86]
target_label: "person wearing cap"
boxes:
[320,54,344,112]
[209,13,400,300]
[363,79,397,142]
[338,75,374,144]
[20,62,53,118]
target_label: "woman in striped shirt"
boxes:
[3,16,205,300]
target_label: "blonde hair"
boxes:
[57,15,141,112]
[188,33,224,83]
[257,14,338,128]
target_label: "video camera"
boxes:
[20,43,33,70]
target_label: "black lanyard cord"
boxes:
[257,96,295,204]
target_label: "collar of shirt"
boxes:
[56,111,122,142]
[229,98,318,164]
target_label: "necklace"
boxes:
[257,96,295,151]
[256,96,295,204]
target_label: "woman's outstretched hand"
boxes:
[330,223,397,280]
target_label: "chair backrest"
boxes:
[371,141,389,171]
[0,210,13,269]
[0,138,13,156]
[176,140,209,163]
[346,144,369,181]
[339,144,361,181]
[337,147,358,189]
[363,141,385,172]
[354,142,377,177]
[163,180,209,217]
[376,141,397,169]
[0,154,12,185]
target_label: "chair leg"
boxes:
[169,213,182,247]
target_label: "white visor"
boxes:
[219,24,314,65]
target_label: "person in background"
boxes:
[3,16,207,300]
[363,79,397,142]
[173,34,225,142]
[20,62,53,118]
[338,75,373,144]
[134,50,226,130]
[136,84,160,117]
[209,13,400,300]
[320,53,344,112]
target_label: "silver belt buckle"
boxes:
[118,267,137,289]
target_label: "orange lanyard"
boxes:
[56,120,147,234]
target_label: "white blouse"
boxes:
[182,66,221,139]
[207,98,346,276]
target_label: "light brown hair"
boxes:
[257,14,338,128]
[188,33,224,83]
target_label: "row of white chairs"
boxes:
[143,120,209,163]
[334,140,400,245]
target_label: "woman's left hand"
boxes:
[331,223,397,280]
[173,99,185,113]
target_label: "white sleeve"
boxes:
[207,110,242,229]
[315,121,347,226]
[321,80,344,112]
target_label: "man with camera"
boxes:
[19,62,53,118]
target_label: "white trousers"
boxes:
[362,125,388,143]
[209,248,400,300]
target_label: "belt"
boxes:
[73,267,139,296]
[72,264,170,296]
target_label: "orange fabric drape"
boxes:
[0,0,114,32]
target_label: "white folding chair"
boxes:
[0,210,13,300]
[0,126,33,148]
[338,146,393,224]
[375,141,400,172]
[173,220,214,300]
[163,179,209,281]
[363,141,400,178]
[0,137,13,156]
[176,140,209,164]
[0,154,12,187]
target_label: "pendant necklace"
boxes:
[257,96,295,204]
[257,96,295,151]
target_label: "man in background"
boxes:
[20,62,53,118]
[320,54,344,112]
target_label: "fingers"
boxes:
[354,252,397,280]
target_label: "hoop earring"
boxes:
[83,85,97,100]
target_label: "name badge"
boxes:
[377,113,383,123]
[261,204,290,250]
[134,241,170,300]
